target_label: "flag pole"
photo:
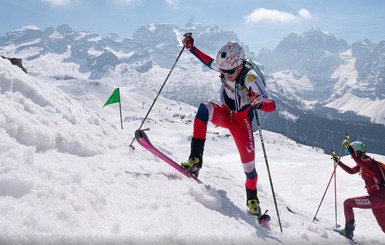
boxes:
[103,87,123,129]
[119,99,123,130]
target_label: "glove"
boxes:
[249,91,263,108]
[342,135,350,148]
[248,86,263,108]
[331,151,339,162]
[182,33,194,49]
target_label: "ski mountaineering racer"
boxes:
[332,136,385,239]
[180,34,276,217]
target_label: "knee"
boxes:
[196,103,210,122]
[245,168,257,180]
[343,198,353,208]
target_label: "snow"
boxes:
[328,93,385,124]
[16,25,40,32]
[279,110,299,122]
[327,49,385,123]
[1,58,385,244]
[272,70,318,109]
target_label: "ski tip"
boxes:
[258,214,271,229]
[258,213,271,222]
[134,128,151,140]
[134,129,147,140]
[257,210,271,226]
[134,129,142,138]
[286,206,296,214]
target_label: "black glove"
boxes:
[182,33,194,49]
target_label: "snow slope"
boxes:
[0,58,384,244]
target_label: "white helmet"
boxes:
[216,41,245,70]
[351,141,366,153]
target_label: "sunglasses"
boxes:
[220,67,237,75]
[346,148,365,156]
[356,151,365,157]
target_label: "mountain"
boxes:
[257,27,349,102]
[1,56,385,244]
[1,24,385,155]
[257,27,385,115]
[255,27,385,154]
[352,39,385,99]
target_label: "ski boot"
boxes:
[182,157,201,177]
[247,199,271,226]
[246,188,261,215]
[247,199,261,216]
[182,138,205,177]
[336,219,355,240]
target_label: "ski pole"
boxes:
[255,110,283,232]
[312,147,344,222]
[333,155,339,229]
[129,33,191,149]
[334,133,349,228]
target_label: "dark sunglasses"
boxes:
[220,67,237,75]
[356,150,365,157]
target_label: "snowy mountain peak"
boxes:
[304,26,332,38]
[1,23,385,155]
[274,27,348,56]
[55,24,75,36]
[0,25,41,46]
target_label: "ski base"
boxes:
[134,129,203,184]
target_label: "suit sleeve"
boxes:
[338,161,360,174]
[245,72,276,112]
[259,100,276,112]
[347,146,373,168]
[188,46,219,71]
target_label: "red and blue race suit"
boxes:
[187,45,275,200]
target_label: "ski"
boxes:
[332,229,358,243]
[248,209,271,228]
[286,206,296,214]
[134,129,203,184]
[136,129,275,228]
[258,210,271,228]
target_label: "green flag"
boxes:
[103,88,120,107]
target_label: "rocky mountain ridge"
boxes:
[1,23,384,154]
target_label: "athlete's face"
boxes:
[220,65,243,82]
[356,150,366,158]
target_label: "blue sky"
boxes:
[1,0,385,53]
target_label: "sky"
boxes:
[1,50,385,244]
[1,0,385,52]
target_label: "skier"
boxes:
[332,136,385,239]
[180,34,276,216]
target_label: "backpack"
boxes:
[366,158,385,189]
[243,59,267,86]
[244,59,268,132]
[374,159,385,186]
